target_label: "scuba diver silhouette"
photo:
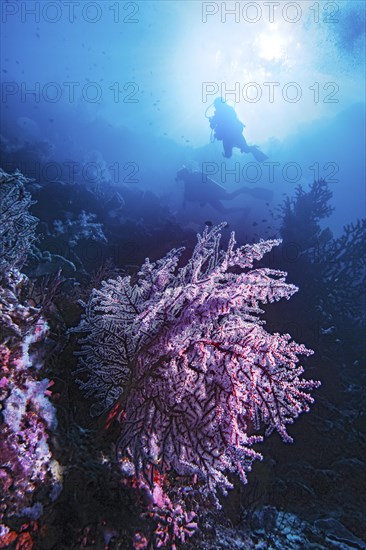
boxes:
[176,167,273,213]
[208,98,268,162]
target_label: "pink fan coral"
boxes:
[74,223,320,503]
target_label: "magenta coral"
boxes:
[74,223,320,504]
[0,278,61,522]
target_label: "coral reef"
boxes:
[0,169,38,273]
[52,210,107,249]
[0,289,61,521]
[320,219,366,327]
[279,179,366,332]
[0,170,61,538]
[4,163,362,548]
[73,224,320,510]
[280,179,333,253]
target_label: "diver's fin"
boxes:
[240,186,273,202]
[250,146,268,163]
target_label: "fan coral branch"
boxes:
[73,224,320,502]
[0,169,38,273]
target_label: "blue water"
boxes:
[1,2,365,548]
[1,0,365,239]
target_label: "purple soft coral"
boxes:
[0,170,61,526]
[0,301,61,522]
[74,223,320,503]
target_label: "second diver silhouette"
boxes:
[176,167,273,213]
[208,97,268,162]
